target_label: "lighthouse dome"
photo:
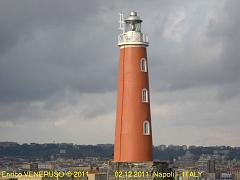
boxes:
[125,12,142,23]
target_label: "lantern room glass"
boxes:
[125,21,141,32]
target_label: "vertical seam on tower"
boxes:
[119,44,125,161]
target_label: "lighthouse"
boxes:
[114,12,153,162]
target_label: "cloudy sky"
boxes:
[0,0,240,146]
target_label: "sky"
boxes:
[0,0,240,146]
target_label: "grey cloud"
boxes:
[0,0,118,103]
[0,0,240,145]
[148,0,240,100]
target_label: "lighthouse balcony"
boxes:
[118,31,149,46]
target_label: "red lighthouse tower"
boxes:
[114,12,153,162]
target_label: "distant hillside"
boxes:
[0,142,239,160]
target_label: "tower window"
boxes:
[143,121,150,135]
[142,88,149,103]
[140,58,147,72]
